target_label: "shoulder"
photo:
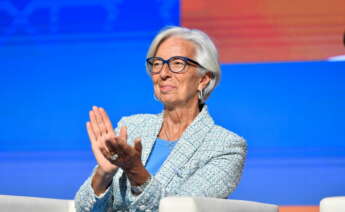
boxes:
[206,124,247,150]
[116,113,160,130]
[120,113,158,124]
[210,125,245,141]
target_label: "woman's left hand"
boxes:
[105,126,142,171]
[106,126,151,186]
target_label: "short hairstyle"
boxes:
[146,26,221,103]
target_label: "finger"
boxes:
[119,126,128,143]
[99,107,115,135]
[97,133,112,156]
[99,145,112,161]
[89,110,101,139]
[105,138,118,155]
[116,127,130,157]
[94,106,106,136]
[102,135,126,158]
[112,137,127,157]
[134,138,143,156]
[97,107,108,136]
[86,121,96,143]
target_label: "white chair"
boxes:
[0,195,75,212]
[159,196,279,212]
[320,196,345,212]
[0,195,278,212]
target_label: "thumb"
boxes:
[119,126,127,140]
[134,138,142,155]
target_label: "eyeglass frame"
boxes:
[146,56,207,74]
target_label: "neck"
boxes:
[160,98,201,141]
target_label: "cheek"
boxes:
[178,74,200,94]
[151,76,159,87]
[152,76,162,95]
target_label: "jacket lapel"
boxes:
[140,112,164,166]
[155,105,214,186]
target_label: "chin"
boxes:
[160,97,176,105]
[157,92,174,100]
[157,95,177,106]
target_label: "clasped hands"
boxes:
[86,106,144,176]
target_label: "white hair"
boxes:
[146,26,221,103]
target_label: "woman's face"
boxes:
[151,36,210,108]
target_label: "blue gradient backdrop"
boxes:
[0,0,344,205]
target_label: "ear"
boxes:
[198,72,212,91]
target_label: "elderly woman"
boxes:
[75,26,247,212]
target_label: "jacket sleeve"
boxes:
[74,117,128,212]
[124,136,247,212]
[74,166,115,212]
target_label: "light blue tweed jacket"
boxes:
[74,105,247,212]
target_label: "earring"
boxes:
[198,89,204,102]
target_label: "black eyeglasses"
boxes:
[146,56,205,74]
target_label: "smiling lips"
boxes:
[159,85,176,93]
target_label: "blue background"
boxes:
[1,0,344,205]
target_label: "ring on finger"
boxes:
[110,153,119,161]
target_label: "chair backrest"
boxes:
[159,196,279,212]
[0,195,75,212]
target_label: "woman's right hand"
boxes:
[87,106,119,175]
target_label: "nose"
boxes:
[159,62,171,79]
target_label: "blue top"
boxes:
[145,138,177,176]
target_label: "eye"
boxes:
[171,59,185,66]
[150,59,163,67]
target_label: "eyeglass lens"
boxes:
[149,57,187,73]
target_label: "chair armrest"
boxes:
[159,196,278,212]
[0,195,75,212]
[320,196,345,212]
